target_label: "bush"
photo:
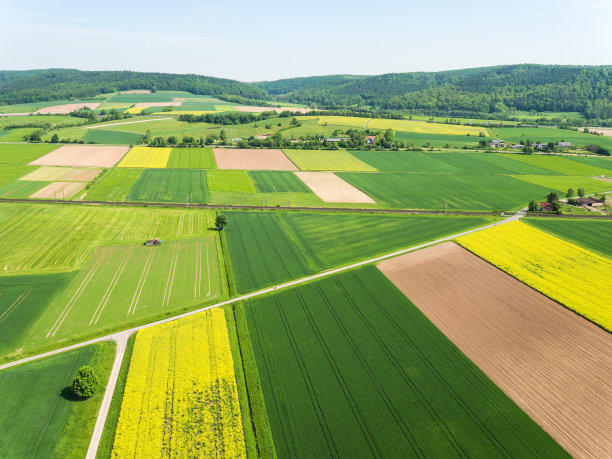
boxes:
[71,366,99,399]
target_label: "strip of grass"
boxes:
[0,180,49,198]
[248,171,311,193]
[83,129,144,145]
[283,149,376,171]
[243,267,566,457]
[95,334,136,459]
[566,155,612,171]
[492,126,612,150]
[503,153,611,176]
[0,164,36,187]
[525,218,612,258]
[84,168,142,201]
[512,175,612,196]
[0,144,60,165]
[129,169,209,202]
[167,147,216,169]
[207,170,256,193]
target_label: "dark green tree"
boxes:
[71,366,98,399]
[528,199,540,212]
[566,188,575,198]
[215,214,228,230]
[578,187,586,197]
[50,133,59,143]
[546,192,559,204]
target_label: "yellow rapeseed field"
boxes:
[111,309,247,458]
[117,146,171,168]
[314,116,372,128]
[125,106,146,114]
[457,221,612,331]
[368,118,486,136]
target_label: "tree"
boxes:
[546,192,558,204]
[167,136,177,146]
[566,188,575,198]
[215,214,228,231]
[219,129,228,144]
[384,128,395,142]
[578,187,585,197]
[50,133,59,143]
[528,199,540,212]
[71,366,98,398]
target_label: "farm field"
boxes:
[458,221,612,331]
[111,309,246,457]
[207,170,256,193]
[378,242,611,458]
[30,181,86,199]
[20,166,101,182]
[0,164,36,187]
[213,148,298,170]
[393,130,482,147]
[503,153,611,176]
[339,172,551,210]
[28,238,222,349]
[566,155,612,171]
[248,170,311,193]
[513,174,612,195]
[491,126,612,150]
[84,168,142,201]
[295,171,375,203]
[312,115,371,128]
[0,204,217,275]
[36,102,100,114]
[83,129,144,145]
[283,149,376,171]
[128,169,209,203]
[166,147,217,169]
[30,145,129,168]
[368,118,486,136]
[244,267,565,458]
[0,342,115,457]
[526,218,612,258]
[117,146,171,168]
[209,190,325,208]
[0,144,60,165]
[224,211,493,292]
[0,179,48,198]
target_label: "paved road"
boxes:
[1,209,526,457]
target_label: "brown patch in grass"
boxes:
[29,181,86,199]
[29,145,128,168]
[235,106,312,114]
[19,167,101,182]
[295,172,375,203]
[213,148,297,170]
[378,242,612,459]
[120,90,151,94]
[587,127,612,136]
[36,103,101,114]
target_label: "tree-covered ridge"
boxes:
[0,69,269,105]
[260,65,612,119]
[254,74,370,95]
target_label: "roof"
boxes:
[578,197,602,205]
[539,202,554,211]
[557,141,572,146]
[366,135,376,140]
[326,137,349,142]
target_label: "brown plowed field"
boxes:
[588,127,612,136]
[29,181,86,199]
[295,171,375,203]
[213,148,298,170]
[36,103,101,114]
[378,242,612,459]
[20,166,101,182]
[29,145,129,168]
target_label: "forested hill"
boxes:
[256,65,612,119]
[0,69,269,105]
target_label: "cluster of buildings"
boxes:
[488,140,572,149]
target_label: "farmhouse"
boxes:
[535,143,548,150]
[539,202,554,212]
[577,197,603,207]
[510,144,524,150]
[557,141,572,148]
[326,137,349,143]
[144,238,161,246]
[488,139,504,147]
[365,135,376,145]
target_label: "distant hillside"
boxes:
[0,69,269,105]
[259,65,612,119]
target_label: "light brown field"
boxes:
[378,242,612,459]
[235,106,312,114]
[120,90,151,94]
[132,101,182,108]
[213,148,298,170]
[29,181,86,199]
[295,171,375,203]
[19,166,101,182]
[29,145,128,168]
[36,103,101,114]
[587,127,612,136]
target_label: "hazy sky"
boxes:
[1,0,611,81]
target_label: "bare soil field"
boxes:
[295,171,376,203]
[235,106,312,114]
[36,103,101,114]
[132,101,182,108]
[29,181,86,199]
[19,166,101,182]
[588,127,612,136]
[30,145,129,167]
[213,148,298,170]
[120,90,151,94]
[378,242,612,459]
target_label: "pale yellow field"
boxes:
[117,147,171,168]
[368,119,487,136]
[125,107,146,114]
[314,116,372,128]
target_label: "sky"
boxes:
[1,0,611,81]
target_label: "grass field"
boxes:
[224,211,493,292]
[30,238,222,347]
[83,129,144,145]
[0,180,49,198]
[112,309,246,457]
[513,175,612,195]
[526,218,612,258]
[129,169,209,203]
[368,118,487,136]
[0,342,115,458]
[0,144,60,165]
[117,146,171,168]
[503,153,611,176]
[283,149,376,171]
[566,155,612,171]
[339,172,550,210]
[207,170,256,193]
[166,147,216,169]
[313,115,371,128]
[458,221,612,331]
[491,126,612,150]
[0,204,218,275]
[0,164,34,187]
[85,168,142,201]
[393,131,483,147]
[248,171,311,193]
[244,267,565,458]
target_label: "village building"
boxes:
[577,197,603,207]
[365,135,376,145]
[510,144,524,150]
[144,238,161,246]
[557,141,572,148]
[539,202,554,212]
[535,143,548,150]
[326,137,349,143]
[488,139,504,147]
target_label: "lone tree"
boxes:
[566,188,575,198]
[528,199,540,212]
[71,366,98,399]
[578,187,586,198]
[215,214,228,231]
[546,192,559,204]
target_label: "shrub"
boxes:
[71,366,99,399]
